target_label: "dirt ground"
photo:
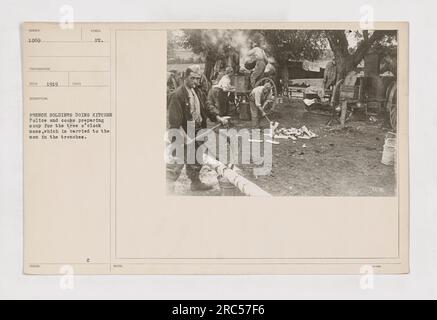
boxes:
[172,99,397,197]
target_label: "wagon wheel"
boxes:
[385,81,396,103]
[386,81,397,130]
[305,79,344,116]
[255,77,278,113]
[324,80,346,126]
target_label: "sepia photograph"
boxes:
[19,18,409,277]
[166,28,398,197]
[5,0,435,299]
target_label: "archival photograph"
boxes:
[166,29,398,197]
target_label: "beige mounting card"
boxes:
[22,22,409,275]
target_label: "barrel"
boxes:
[233,74,250,93]
[239,101,251,121]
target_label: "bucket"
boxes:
[218,176,238,196]
[239,101,251,121]
[381,133,396,166]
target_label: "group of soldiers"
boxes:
[166,39,274,192]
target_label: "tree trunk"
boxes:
[335,54,354,80]
[280,62,289,95]
[326,30,387,81]
[275,51,288,95]
[204,53,216,81]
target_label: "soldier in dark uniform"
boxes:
[207,85,221,113]
[167,67,229,192]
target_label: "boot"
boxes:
[191,181,213,192]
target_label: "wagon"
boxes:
[306,74,397,130]
[385,80,397,130]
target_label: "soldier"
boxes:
[246,40,269,87]
[217,67,236,116]
[188,64,211,97]
[323,58,338,90]
[167,67,229,192]
[249,83,273,129]
[207,85,222,115]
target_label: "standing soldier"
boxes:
[323,58,338,90]
[167,67,229,192]
[207,85,222,115]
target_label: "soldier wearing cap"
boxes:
[167,67,229,192]
[188,64,211,97]
[249,83,273,129]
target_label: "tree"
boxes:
[325,30,397,79]
[256,30,328,88]
[179,30,235,81]
[173,29,397,86]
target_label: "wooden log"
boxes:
[202,154,272,197]
[340,100,348,126]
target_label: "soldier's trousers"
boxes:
[249,99,262,129]
[217,89,229,116]
[250,60,267,87]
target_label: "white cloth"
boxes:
[304,86,325,99]
[186,86,202,124]
[218,75,232,92]
[264,63,275,74]
[303,60,321,72]
[303,98,317,107]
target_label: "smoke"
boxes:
[201,30,253,67]
[172,29,272,68]
[231,31,252,66]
